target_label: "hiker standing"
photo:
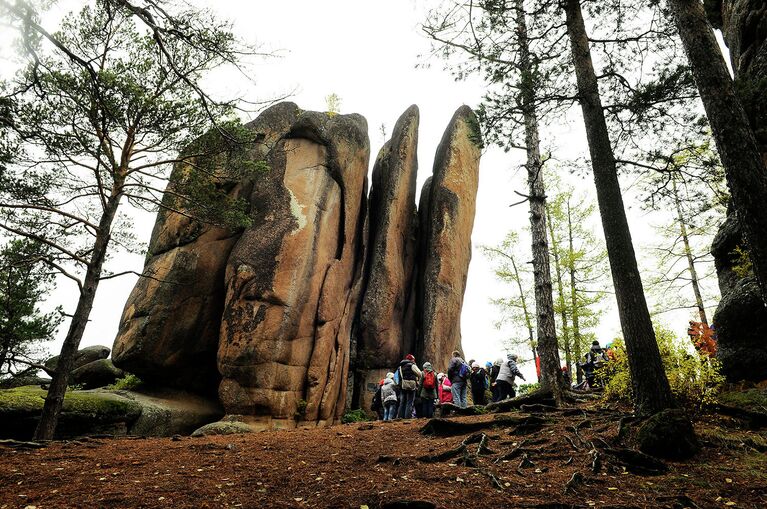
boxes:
[371,378,385,420]
[381,373,398,421]
[396,354,422,419]
[469,362,488,406]
[581,340,609,388]
[496,353,525,400]
[437,373,453,405]
[489,358,502,402]
[419,362,438,418]
[447,350,470,408]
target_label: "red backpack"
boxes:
[423,370,436,389]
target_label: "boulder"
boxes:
[708,1,767,381]
[417,106,481,369]
[0,386,222,440]
[0,386,142,440]
[217,109,369,430]
[354,105,419,407]
[712,276,767,380]
[636,409,700,460]
[70,359,125,389]
[191,416,255,437]
[0,375,51,389]
[112,103,302,393]
[45,345,110,374]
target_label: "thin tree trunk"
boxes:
[547,206,572,375]
[33,191,122,440]
[517,0,564,403]
[564,0,674,414]
[668,0,767,307]
[672,178,708,325]
[566,199,583,384]
[509,253,537,366]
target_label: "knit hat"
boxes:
[437,372,445,380]
[471,362,479,369]
[405,353,416,362]
[494,358,503,366]
[423,362,433,371]
[507,353,518,361]
[386,372,394,379]
[485,361,493,369]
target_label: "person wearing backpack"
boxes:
[381,373,398,421]
[396,354,422,419]
[419,362,438,418]
[469,362,488,406]
[371,378,385,420]
[489,358,502,402]
[496,353,525,400]
[447,350,469,408]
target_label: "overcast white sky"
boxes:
[3,0,723,377]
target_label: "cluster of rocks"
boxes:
[707,0,767,381]
[111,103,481,431]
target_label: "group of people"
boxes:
[371,350,527,421]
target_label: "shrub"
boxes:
[341,408,372,424]
[600,324,725,412]
[517,382,540,396]
[107,373,143,391]
[294,399,307,420]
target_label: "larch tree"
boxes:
[0,0,262,439]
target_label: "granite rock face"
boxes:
[217,110,369,430]
[112,102,482,427]
[112,103,301,393]
[708,0,767,381]
[417,106,481,370]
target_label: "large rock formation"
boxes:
[217,110,369,430]
[111,102,481,429]
[707,0,767,381]
[112,103,301,393]
[417,106,481,367]
[353,105,419,401]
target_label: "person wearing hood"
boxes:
[447,350,469,408]
[419,362,438,418]
[381,372,398,421]
[496,353,525,400]
[396,354,422,419]
[469,362,488,406]
[489,358,502,402]
[582,340,609,388]
[437,372,453,405]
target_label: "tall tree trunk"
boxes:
[668,0,767,307]
[517,0,564,402]
[566,199,584,384]
[509,253,537,366]
[564,0,674,414]
[33,191,122,440]
[672,178,708,325]
[547,206,572,375]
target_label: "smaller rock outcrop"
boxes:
[70,359,125,390]
[45,345,110,374]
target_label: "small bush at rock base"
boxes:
[341,408,372,424]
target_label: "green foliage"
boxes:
[0,385,140,418]
[294,399,307,420]
[517,382,540,396]
[732,245,754,279]
[341,408,372,424]
[0,238,62,377]
[465,112,484,149]
[107,373,143,391]
[600,324,726,412]
[325,93,342,116]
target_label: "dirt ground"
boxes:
[1,406,765,509]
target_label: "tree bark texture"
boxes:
[33,191,122,440]
[565,0,674,414]
[567,200,584,384]
[547,206,572,375]
[668,0,767,308]
[517,0,564,402]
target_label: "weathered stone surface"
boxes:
[0,386,221,439]
[417,106,481,369]
[45,345,110,374]
[112,103,302,393]
[354,106,419,403]
[708,1,767,381]
[71,359,125,390]
[191,416,254,437]
[217,110,369,429]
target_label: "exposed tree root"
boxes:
[420,415,546,437]
[485,390,555,412]
[437,403,487,417]
[416,444,466,463]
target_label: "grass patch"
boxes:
[0,385,141,419]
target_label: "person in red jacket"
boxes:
[437,372,453,405]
